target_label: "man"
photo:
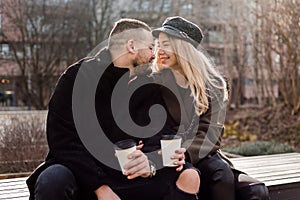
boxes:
[27,18,200,200]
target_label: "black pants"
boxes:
[233,169,270,200]
[197,153,235,200]
[196,153,270,200]
[34,164,199,200]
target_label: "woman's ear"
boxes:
[126,39,136,54]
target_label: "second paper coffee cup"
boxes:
[160,135,182,167]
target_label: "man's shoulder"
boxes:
[60,48,111,76]
[62,57,93,75]
[62,56,108,78]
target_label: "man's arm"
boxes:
[47,62,110,194]
[122,149,151,179]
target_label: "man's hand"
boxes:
[123,149,150,179]
[95,185,120,200]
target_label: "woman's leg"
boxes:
[163,165,201,200]
[196,153,235,200]
[233,169,270,200]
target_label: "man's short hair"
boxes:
[108,18,151,49]
[109,18,151,37]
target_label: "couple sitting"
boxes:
[26,16,269,200]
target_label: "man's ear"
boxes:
[126,39,136,54]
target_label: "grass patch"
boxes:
[223,141,294,156]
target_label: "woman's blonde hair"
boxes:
[154,36,228,115]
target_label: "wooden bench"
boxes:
[0,177,29,199]
[1,153,300,199]
[231,152,300,200]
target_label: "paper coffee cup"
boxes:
[114,139,136,173]
[160,135,182,167]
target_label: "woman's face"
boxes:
[157,32,179,70]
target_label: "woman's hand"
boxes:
[158,147,186,172]
[136,140,144,150]
[173,148,186,171]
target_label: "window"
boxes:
[0,0,2,32]
[0,44,10,58]
[140,0,150,11]
[244,78,254,86]
[275,54,280,63]
[26,16,45,36]
[207,26,223,44]
[208,31,223,43]
[180,3,193,16]
[34,0,69,6]
[207,49,224,65]
[162,0,172,12]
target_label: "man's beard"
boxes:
[132,52,153,76]
[132,63,152,76]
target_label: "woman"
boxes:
[151,16,270,200]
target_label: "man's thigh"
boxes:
[35,164,86,200]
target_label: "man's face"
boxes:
[133,31,155,68]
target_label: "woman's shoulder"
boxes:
[207,79,228,107]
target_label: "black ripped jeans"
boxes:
[34,163,199,200]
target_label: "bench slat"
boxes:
[250,169,300,179]
[0,177,28,184]
[232,156,300,167]
[0,193,30,199]
[1,185,28,192]
[234,163,300,176]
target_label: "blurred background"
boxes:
[0,0,299,173]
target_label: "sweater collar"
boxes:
[98,48,130,81]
